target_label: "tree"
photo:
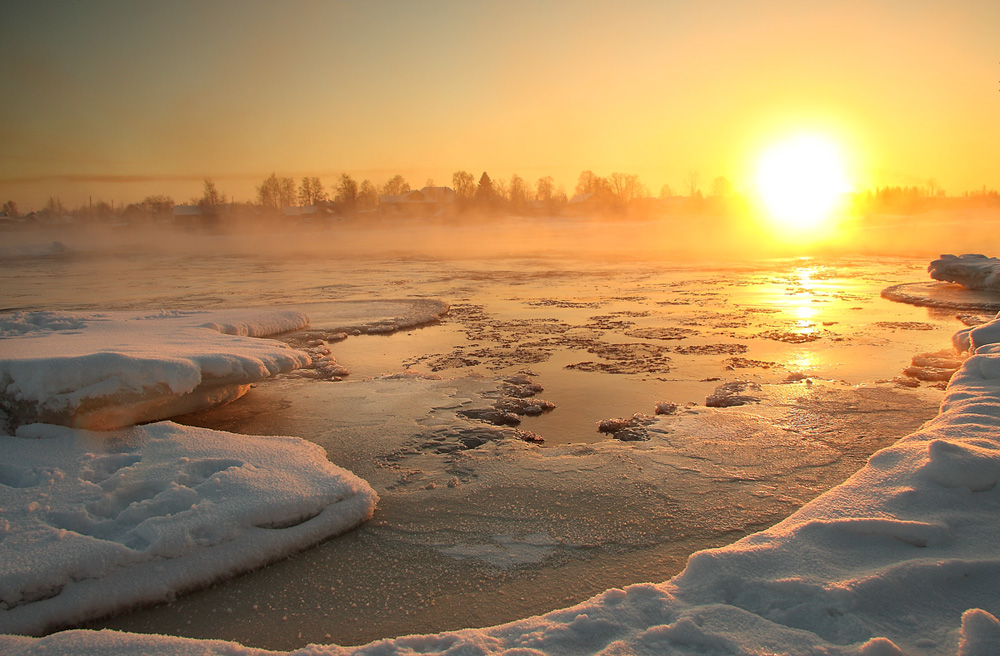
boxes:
[278,176,296,208]
[508,174,530,209]
[608,172,645,204]
[658,184,674,199]
[685,171,701,197]
[45,197,66,214]
[452,171,476,201]
[257,173,282,211]
[358,179,379,211]
[575,170,601,196]
[335,173,359,213]
[476,172,495,204]
[2,200,18,216]
[141,195,174,215]
[199,179,226,207]
[380,174,410,197]
[535,176,555,203]
[298,177,326,206]
[710,176,733,198]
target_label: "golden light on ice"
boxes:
[755,134,851,233]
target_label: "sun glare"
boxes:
[755,134,851,234]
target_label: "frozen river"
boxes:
[0,218,986,648]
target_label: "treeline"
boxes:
[4,171,1000,225]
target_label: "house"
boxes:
[172,204,229,226]
[379,186,456,216]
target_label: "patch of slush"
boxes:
[0,421,376,636]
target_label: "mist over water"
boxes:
[1,213,990,648]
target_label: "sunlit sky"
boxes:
[1,0,997,210]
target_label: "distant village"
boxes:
[2,169,999,231]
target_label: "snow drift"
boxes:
[0,309,312,430]
[929,253,1000,292]
[0,421,377,636]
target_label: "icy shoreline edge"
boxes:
[4,317,1000,654]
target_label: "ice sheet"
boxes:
[0,421,377,637]
[0,309,312,429]
[6,312,1000,654]
[930,254,1000,292]
[0,300,449,430]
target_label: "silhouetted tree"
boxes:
[659,183,674,199]
[257,174,282,211]
[380,174,410,197]
[335,174,359,214]
[575,170,601,196]
[476,172,495,204]
[358,179,378,211]
[278,177,296,208]
[508,174,530,209]
[608,172,646,204]
[685,171,700,197]
[452,171,476,203]
[709,176,733,198]
[45,196,66,214]
[2,200,18,216]
[199,179,226,207]
[535,176,555,203]
[141,195,174,215]
[298,177,326,205]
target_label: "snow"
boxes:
[0,300,449,430]
[0,309,312,430]
[5,299,1000,653]
[0,421,377,637]
[930,254,1000,292]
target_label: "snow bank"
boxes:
[930,254,1000,292]
[6,311,1000,654]
[0,309,311,429]
[0,421,377,637]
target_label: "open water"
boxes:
[1,218,986,648]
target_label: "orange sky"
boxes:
[1,0,997,210]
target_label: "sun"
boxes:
[754,134,851,233]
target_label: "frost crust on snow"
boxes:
[0,309,311,429]
[930,254,1000,292]
[0,421,377,636]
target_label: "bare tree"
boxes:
[278,177,296,208]
[575,170,601,196]
[685,171,701,197]
[535,176,555,202]
[508,174,530,209]
[200,179,226,207]
[658,183,674,199]
[298,177,326,206]
[335,173,359,213]
[710,176,733,198]
[257,173,282,211]
[380,174,410,197]
[452,171,476,201]
[608,172,646,204]
[358,179,378,211]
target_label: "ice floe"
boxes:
[0,421,376,637]
[930,254,1000,292]
[0,300,450,430]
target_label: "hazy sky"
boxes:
[1,0,997,209]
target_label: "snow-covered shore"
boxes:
[0,422,377,637]
[2,267,1000,654]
